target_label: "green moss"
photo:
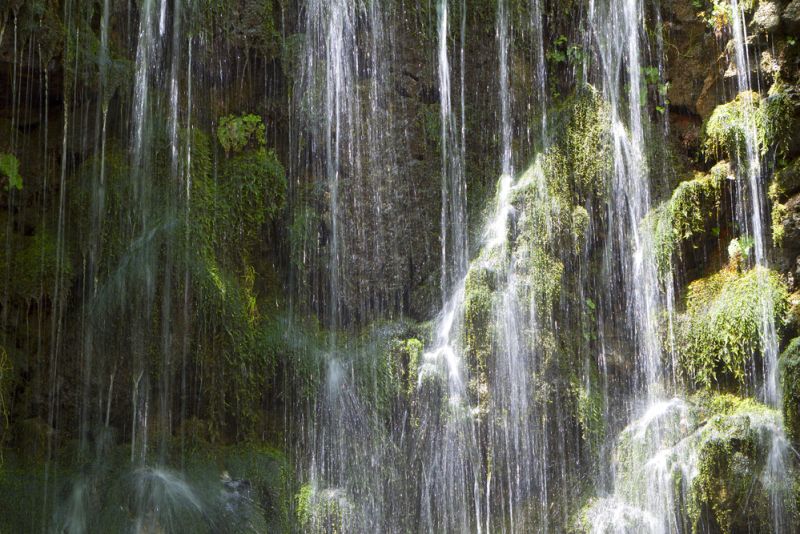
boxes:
[756,82,797,158]
[192,0,281,58]
[217,113,267,154]
[703,91,760,162]
[192,137,286,260]
[0,153,22,190]
[668,167,725,243]
[463,266,496,377]
[645,163,727,275]
[768,157,800,247]
[677,265,789,390]
[387,337,424,396]
[180,126,288,440]
[216,444,291,531]
[0,226,73,302]
[563,87,612,201]
[687,396,780,533]
[219,148,286,245]
[296,484,352,534]
[544,86,612,204]
[571,370,605,459]
[780,338,800,448]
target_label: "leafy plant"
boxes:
[217,114,267,154]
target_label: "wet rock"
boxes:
[752,1,782,34]
[782,0,800,32]
[777,193,800,287]
[780,338,800,449]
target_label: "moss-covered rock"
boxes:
[703,85,796,163]
[387,337,424,396]
[687,394,784,534]
[0,226,73,303]
[463,265,496,379]
[645,162,728,275]
[296,484,353,534]
[677,265,789,390]
[703,91,761,162]
[577,394,793,534]
[757,82,798,158]
[779,337,800,448]
[545,86,612,204]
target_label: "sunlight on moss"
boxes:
[677,265,789,390]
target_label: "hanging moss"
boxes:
[768,157,800,247]
[544,86,612,204]
[570,368,605,459]
[687,395,780,534]
[192,0,281,58]
[463,266,496,378]
[756,82,797,158]
[645,162,727,275]
[563,87,613,202]
[218,148,286,247]
[780,337,800,449]
[677,265,789,390]
[703,91,761,162]
[0,154,22,191]
[296,484,353,534]
[0,226,73,303]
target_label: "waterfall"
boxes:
[2,1,799,532]
[730,0,780,407]
[437,0,468,300]
[729,2,790,530]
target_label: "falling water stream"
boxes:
[1,0,798,532]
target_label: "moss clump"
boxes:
[0,153,22,190]
[0,227,73,303]
[756,82,797,158]
[703,91,761,161]
[570,370,605,459]
[562,87,612,202]
[296,484,353,534]
[645,163,727,275]
[780,338,800,448]
[387,337,424,396]
[687,394,781,534]
[768,157,800,247]
[677,265,789,390]
[192,0,281,58]
[463,266,496,378]
[218,148,286,246]
[216,113,267,154]
[546,86,612,204]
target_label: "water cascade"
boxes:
[0,1,799,533]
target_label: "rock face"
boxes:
[783,0,800,32]
[779,193,800,287]
[2,0,800,532]
[663,0,723,156]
